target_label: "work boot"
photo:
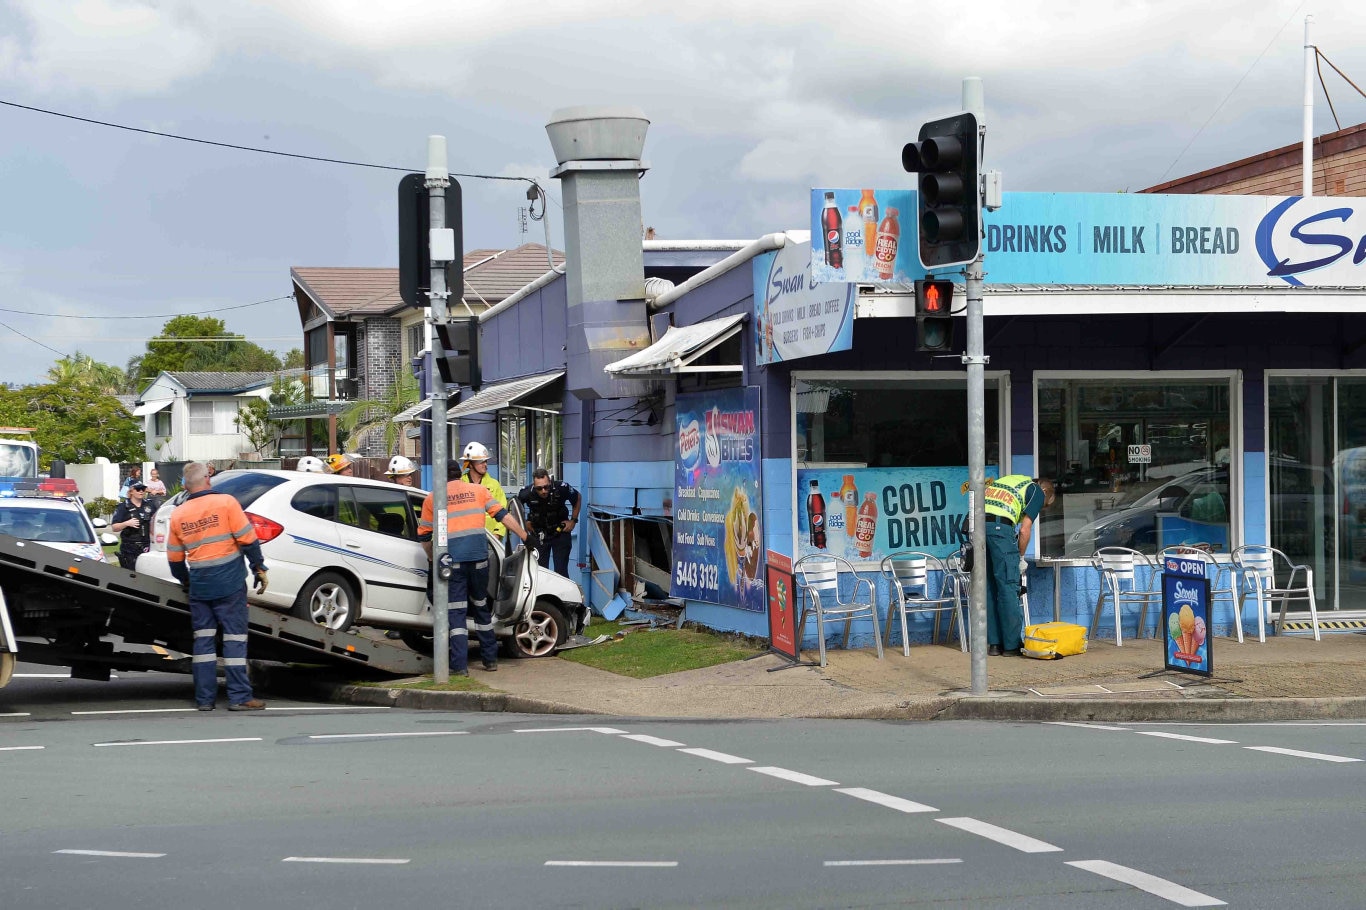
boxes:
[987,644,1003,657]
[228,699,266,711]
[453,668,469,677]
[196,703,215,712]
[481,661,498,672]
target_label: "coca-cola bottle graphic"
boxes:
[807,479,827,549]
[821,192,843,270]
[874,207,900,280]
[854,492,878,559]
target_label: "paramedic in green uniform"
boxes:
[983,476,1055,656]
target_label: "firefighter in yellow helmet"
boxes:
[459,441,507,539]
[325,454,354,476]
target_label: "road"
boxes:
[3,668,1365,908]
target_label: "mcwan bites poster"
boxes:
[673,387,765,612]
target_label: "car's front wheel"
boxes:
[399,630,434,656]
[294,572,357,631]
[507,599,567,659]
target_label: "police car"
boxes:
[0,479,117,562]
[136,469,588,658]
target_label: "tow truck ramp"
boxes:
[0,534,431,688]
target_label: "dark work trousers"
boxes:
[190,587,253,707]
[533,531,573,578]
[447,558,496,671]
[117,549,142,570]
[984,520,1024,650]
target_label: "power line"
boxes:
[0,320,69,359]
[0,293,294,320]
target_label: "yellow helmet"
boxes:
[325,453,353,474]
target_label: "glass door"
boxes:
[1336,380,1366,610]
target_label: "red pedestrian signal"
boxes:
[914,279,955,352]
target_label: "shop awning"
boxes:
[392,399,432,424]
[132,399,173,417]
[449,371,565,419]
[603,314,744,377]
[264,400,353,420]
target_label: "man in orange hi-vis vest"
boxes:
[168,462,269,711]
[419,461,528,676]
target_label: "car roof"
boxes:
[0,497,87,511]
[215,469,421,492]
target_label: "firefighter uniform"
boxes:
[983,475,1047,654]
[462,469,508,539]
[167,490,267,708]
[419,480,513,673]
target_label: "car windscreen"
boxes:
[209,471,289,509]
[0,506,94,543]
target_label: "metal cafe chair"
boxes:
[941,546,973,652]
[880,551,964,656]
[1089,546,1162,646]
[1231,545,1321,643]
[794,553,884,668]
[1157,545,1243,642]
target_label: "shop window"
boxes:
[498,410,563,490]
[1037,377,1232,559]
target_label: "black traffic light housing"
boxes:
[902,112,980,270]
[914,278,954,352]
[398,173,463,308]
[434,316,481,390]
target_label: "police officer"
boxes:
[515,468,581,577]
[459,442,507,540]
[418,461,528,676]
[167,462,269,711]
[983,475,1055,656]
[110,481,155,570]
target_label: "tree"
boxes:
[340,372,419,455]
[0,383,142,468]
[129,315,283,388]
[47,352,128,395]
[282,348,305,369]
[234,375,307,456]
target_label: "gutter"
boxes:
[649,232,788,311]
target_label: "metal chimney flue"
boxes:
[547,106,653,400]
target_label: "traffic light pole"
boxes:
[426,136,451,685]
[961,78,989,697]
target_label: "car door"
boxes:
[335,484,428,617]
[492,502,536,625]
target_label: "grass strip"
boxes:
[560,623,761,679]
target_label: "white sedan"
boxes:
[137,469,587,658]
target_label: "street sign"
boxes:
[1127,444,1152,464]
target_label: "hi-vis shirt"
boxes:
[419,480,510,562]
[167,490,265,599]
[984,475,1041,525]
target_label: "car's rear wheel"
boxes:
[293,572,357,631]
[399,630,434,657]
[507,599,566,659]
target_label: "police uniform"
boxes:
[983,475,1046,654]
[110,495,155,570]
[419,480,512,673]
[515,479,580,577]
[167,489,267,708]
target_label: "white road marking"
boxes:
[1067,859,1226,907]
[1123,721,1366,727]
[265,705,390,711]
[1045,721,1129,731]
[676,747,752,765]
[748,766,839,786]
[73,708,198,715]
[15,673,78,678]
[283,857,410,864]
[514,726,626,734]
[1244,746,1361,763]
[834,787,937,814]
[1136,731,1238,745]
[306,731,468,740]
[54,849,165,858]
[93,737,262,748]
[0,712,31,717]
[936,817,1063,853]
[545,861,678,868]
[824,858,962,866]
[620,733,687,747]
[0,745,44,752]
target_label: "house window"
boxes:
[153,410,172,437]
[188,401,214,435]
[406,323,425,360]
[188,400,246,435]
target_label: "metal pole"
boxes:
[962,77,989,696]
[427,136,451,685]
[1303,14,1314,198]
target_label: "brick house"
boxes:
[1143,121,1366,195]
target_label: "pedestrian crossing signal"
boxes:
[915,279,954,352]
[434,317,481,390]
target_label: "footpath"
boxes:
[269,630,1366,723]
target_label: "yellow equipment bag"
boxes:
[1022,622,1088,660]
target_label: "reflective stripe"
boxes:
[192,654,217,663]
[473,560,488,569]
[985,475,1033,523]
[223,657,247,667]
[420,480,506,539]
[469,621,494,632]
[450,506,484,518]
[166,543,185,554]
[193,629,216,638]
[449,628,468,638]
[223,634,247,643]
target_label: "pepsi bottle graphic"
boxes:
[821,192,843,270]
[807,479,827,549]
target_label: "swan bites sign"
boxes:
[673,387,764,612]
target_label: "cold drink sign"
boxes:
[1161,556,1212,677]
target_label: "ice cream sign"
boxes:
[1161,556,1212,677]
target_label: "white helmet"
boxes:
[385,455,416,476]
[296,455,325,473]
[461,441,490,462]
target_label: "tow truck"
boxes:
[0,532,431,690]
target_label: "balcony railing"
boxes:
[306,367,359,401]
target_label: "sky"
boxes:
[2,0,1365,388]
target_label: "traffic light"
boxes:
[914,279,954,352]
[398,173,463,308]
[434,316,480,390]
[902,113,980,270]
